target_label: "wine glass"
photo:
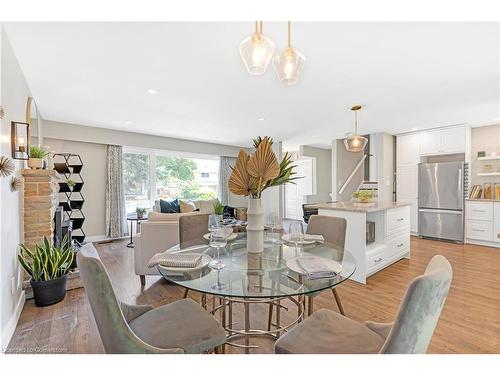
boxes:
[287,220,304,255]
[265,212,279,243]
[208,227,227,290]
[209,227,227,268]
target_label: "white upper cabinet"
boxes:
[419,130,442,155]
[440,126,466,154]
[397,133,420,166]
[420,126,467,155]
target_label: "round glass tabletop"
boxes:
[157,233,356,299]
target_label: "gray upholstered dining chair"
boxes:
[305,215,347,315]
[274,254,452,354]
[179,213,210,298]
[179,213,210,248]
[77,243,226,354]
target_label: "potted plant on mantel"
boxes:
[228,136,299,253]
[18,235,74,307]
[28,145,49,169]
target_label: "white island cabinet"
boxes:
[316,202,411,284]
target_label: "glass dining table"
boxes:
[157,232,356,352]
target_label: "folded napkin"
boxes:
[296,256,338,280]
[148,252,202,269]
[303,234,325,243]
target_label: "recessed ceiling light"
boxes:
[258,118,265,121]
[411,127,418,131]
[147,89,158,94]
[124,120,132,125]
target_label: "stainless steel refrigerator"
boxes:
[418,161,464,242]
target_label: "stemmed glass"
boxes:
[265,212,280,243]
[286,220,304,256]
[208,214,227,290]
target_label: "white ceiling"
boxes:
[4,22,500,149]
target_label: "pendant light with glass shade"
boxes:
[344,105,368,152]
[272,21,305,86]
[239,21,276,75]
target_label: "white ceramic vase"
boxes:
[246,197,264,253]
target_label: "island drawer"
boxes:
[366,246,385,272]
[386,206,411,237]
[386,233,410,259]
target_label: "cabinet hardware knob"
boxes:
[374,258,383,263]
[397,243,404,247]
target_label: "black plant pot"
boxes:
[30,274,68,307]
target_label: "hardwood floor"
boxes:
[7,237,500,354]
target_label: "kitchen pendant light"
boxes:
[272,21,305,86]
[344,105,368,152]
[239,21,276,75]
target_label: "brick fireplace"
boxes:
[21,169,59,247]
[21,168,82,298]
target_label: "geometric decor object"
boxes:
[10,176,22,191]
[53,153,86,244]
[272,22,305,86]
[239,21,276,75]
[344,105,368,153]
[0,155,15,177]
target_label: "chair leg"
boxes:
[307,296,314,316]
[183,288,189,299]
[214,344,225,354]
[139,275,145,285]
[267,301,274,331]
[332,288,345,315]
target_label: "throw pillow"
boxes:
[159,198,180,213]
[179,200,196,213]
[223,205,236,218]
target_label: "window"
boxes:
[123,152,151,214]
[122,148,219,213]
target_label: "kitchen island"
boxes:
[314,201,411,284]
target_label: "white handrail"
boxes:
[338,154,369,195]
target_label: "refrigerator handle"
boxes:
[419,208,463,215]
[458,167,462,208]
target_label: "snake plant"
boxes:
[18,236,74,281]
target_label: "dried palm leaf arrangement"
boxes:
[229,136,299,198]
[10,176,22,192]
[0,156,15,177]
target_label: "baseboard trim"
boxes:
[1,290,25,351]
[84,235,109,243]
[466,239,500,249]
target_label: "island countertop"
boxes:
[313,201,411,213]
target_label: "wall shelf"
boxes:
[477,156,500,161]
[477,172,500,176]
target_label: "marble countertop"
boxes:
[313,201,411,213]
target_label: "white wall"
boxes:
[42,120,244,157]
[300,145,332,204]
[0,27,31,348]
[371,133,395,202]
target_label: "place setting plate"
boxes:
[203,232,238,241]
[158,254,212,273]
[281,234,319,246]
[286,256,343,277]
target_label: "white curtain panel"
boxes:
[219,156,237,205]
[105,145,128,238]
